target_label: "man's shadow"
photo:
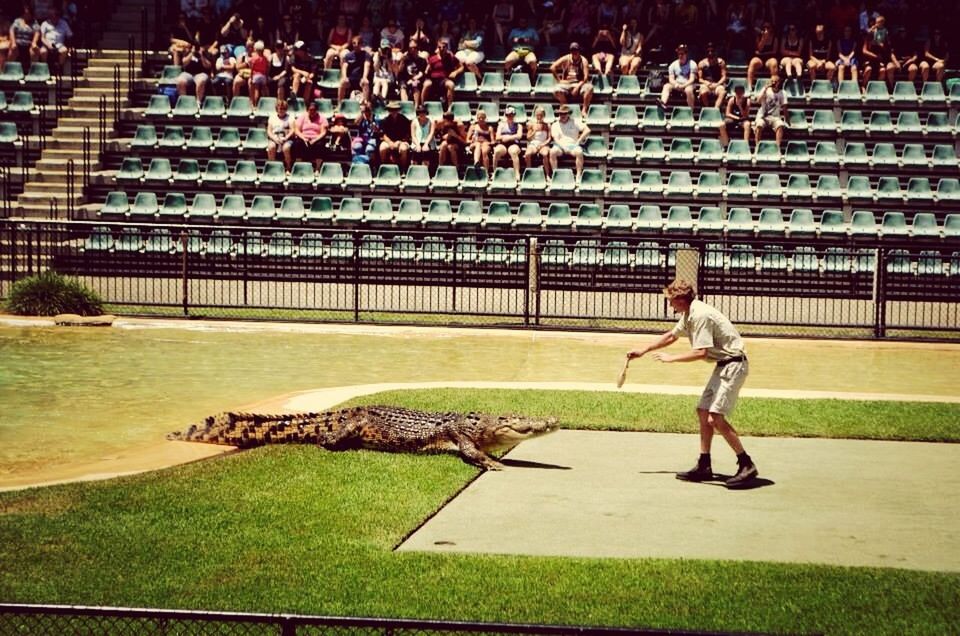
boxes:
[637,470,775,490]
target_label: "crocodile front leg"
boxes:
[451,431,505,470]
[315,419,365,449]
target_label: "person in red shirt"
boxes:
[421,38,463,108]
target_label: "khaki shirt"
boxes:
[671,299,745,362]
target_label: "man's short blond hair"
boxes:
[663,279,696,303]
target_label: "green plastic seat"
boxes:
[143,157,173,183]
[199,96,226,118]
[636,170,663,195]
[725,172,752,198]
[757,207,786,235]
[344,163,373,189]
[373,163,402,189]
[544,202,573,228]
[395,199,424,225]
[634,241,662,268]
[424,199,453,225]
[726,207,755,234]
[186,126,213,149]
[864,81,891,104]
[0,61,25,81]
[932,144,958,168]
[519,167,547,192]
[785,174,813,200]
[786,109,808,131]
[455,73,478,95]
[479,71,505,95]
[247,195,276,221]
[603,205,633,231]
[364,198,394,224]
[725,139,752,166]
[131,124,158,149]
[226,96,253,118]
[158,192,188,221]
[214,126,241,150]
[668,106,695,130]
[601,241,630,267]
[810,109,837,134]
[901,144,928,169]
[461,165,488,191]
[431,165,460,191]
[787,208,816,237]
[19,61,47,83]
[815,174,843,199]
[229,159,258,185]
[943,214,960,237]
[100,191,129,218]
[577,168,605,193]
[254,97,277,119]
[783,140,810,166]
[695,171,723,197]
[159,125,186,149]
[453,200,482,226]
[606,169,635,194]
[114,228,144,252]
[540,240,570,267]
[0,120,15,142]
[819,210,847,236]
[806,79,835,102]
[696,139,724,164]
[839,110,866,133]
[665,205,694,232]
[812,141,840,167]
[115,157,143,183]
[668,138,694,163]
[404,165,430,190]
[199,159,227,184]
[206,230,235,255]
[876,176,904,202]
[128,192,159,220]
[836,80,862,104]
[868,111,894,135]
[317,69,342,91]
[532,73,557,95]
[258,160,286,186]
[591,74,613,95]
[305,196,334,223]
[328,233,355,259]
[265,232,295,258]
[359,234,387,260]
[890,81,917,104]
[920,82,947,105]
[937,178,960,202]
[896,111,923,134]
[849,210,879,237]
[287,161,315,186]
[188,193,217,221]
[241,128,269,152]
[870,142,898,168]
[664,171,694,197]
[845,175,874,203]
[911,212,940,238]
[696,206,724,234]
[615,75,642,96]
[925,111,952,135]
[641,105,666,129]
[571,239,601,267]
[754,140,782,166]
[506,73,533,95]
[638,138,665,162]
[276,196,306,222]
[585,104,611,127]
[7,91,34,113]
[335,197,364,223]
[337,99,361,120]
[635,205,663,232]
[485,201,514,227]
[582,135,608,160]
[421,236,449,262]
[514,202,543,228]
[842,142,869,168]
[476,101,499,122]
[880,211,909,236]
[696,107,723,130]
[547,168,576,193]
[488,166,518,192]
[609,136,638,162]
[172,95,199,117]
[574,204,602,229]
[145,94,172,117]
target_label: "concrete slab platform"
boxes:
[397,431,960,572]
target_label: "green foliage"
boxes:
[5,271,103,316]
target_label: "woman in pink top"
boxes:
[292,101,328,169]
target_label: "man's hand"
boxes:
[626,350,645,360]
[652,352,675,363]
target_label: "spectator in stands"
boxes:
[356,16,376,53]
[747,22,779,89]
[455,17,484,81]
[698,43,728,109]
[275,14,300,48]
[372,39,398,103]
[380,18,405,50]
[889,25,919,84]
[619,19,644,76]
[718,83,750,146]
[10,4,39,71]
[378,100,411,169]
[922,28,949,83]
[398,40,427,106]
[806,23,835,83]
[38,7,72,71]
[243,40,270,104]
[552,42,593,112]
[328,111,351,152]
[323,14,352,70]
[467,109,495,173]
[835,24,859,84]
[779,24,804,79]
[409,17,433,57]
[338,35,371,102]
[491,0,514,47]
[422,38,462,107]
[504,16,539,78]
[211,44,237,96]
[549,104,589,180]
[659,43,697,110]
[591,24,619,78]
[645,0,673,60]
[268,41,290,102]
[566,0,594,44]
[266,98,295,171]
[177,44,211,102]
[290,41,317,106]
[0,20,11,69]
[245,17,271,50]
[725,0,751,54]
[292,100,328,169]
[436,110,468,168]
[540,1,565,48]
[410,105,436,167]
[220,13,246,48]
[861,15,895,87]
[169,13,196,66]
[752,75,787,150]
[195,8,220,51]
[492,106,524,180]
[352,102,380,164]
[525,105,552,178]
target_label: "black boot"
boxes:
[676,454,713,482]
[726,454,758,489]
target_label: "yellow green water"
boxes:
[1,324,958,480]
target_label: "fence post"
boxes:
[180,231,189,316]
[530,237,540,325]
[98,95,107,159]
[353,233,360,322]
[66,160,74,219]
[873,247,887,338]
[10,222,18,284]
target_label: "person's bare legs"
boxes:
[696,408,714,453]
[707,411,745,455]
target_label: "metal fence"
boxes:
[1,219,958,339]
[0,604,813,636]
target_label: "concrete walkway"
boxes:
[397,430,960,572]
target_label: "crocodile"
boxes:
[168,405,559,470]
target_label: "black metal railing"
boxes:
[0,603,808,636]
[1,219,958,340]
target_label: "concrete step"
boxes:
[15,204,78,218]
[56,116,107,127]
[23,182,74,195]
[72,86,133,97]
[52,126,117,141]
[84,66,144,79]
[80,77,138,89]
[34,159,103,173]
[45,138,107,151]
[17,192,84,205]
[67,96,132,108]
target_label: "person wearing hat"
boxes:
[550,42,593,112]
[422,38,463,108]
[378,101,411,170]
[372,38,398,103]
[493,106,524,181]
[659,44,697,110]
[338,34,371,103]
[456,17,485,81]
[504,16,540,78]
[718,82,750,147]
[379,18,405,49]
[549,104,590,180]
[398,40,428,107]
[410,105,437,167]
[290,39,317,106]
[697,43,728,109]
[806,24,835,83]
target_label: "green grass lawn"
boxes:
[1,390,959,635]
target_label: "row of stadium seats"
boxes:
[0,62,54,85]
[97,191,960,238]
[0,91,41,114]
[79,225,960,275]
[110,158,960,204]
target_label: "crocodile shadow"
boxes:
[500,458,572,470]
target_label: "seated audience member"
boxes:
[551,42,594,111]
[352,103,380,164]
[504,16,539,77]
[725,0,751,52]
[338,35,371,102]
[467,109,495,173]
[889,25,919,83]
[422,38,462,107]
[455,17,485,80]
[806,24,835,82]
[243,40,270,104]
[275,14,301,48]
[436,110,468,167]
[747,22,779,89]
[269,42,291,102]
[491,0,514,47]
[169,13,196,66]
[177,45,211,102]
[38,7,71,70]
[409,17,433,57]
[525,105,552,178]
[292,100,329,169]
[698,43,727,108]
[290,41,317,105]
[379,18,405,50]
[619,19,644,75]
[861,15,895,88]
[410,105,436,167]
[378,100,411,170]
[591,24,618,78]
[0,20,11,68]
[212,45,237,96]
[356,16,376,52]
[493,106,524,180]
[659,44,697,110]
[922,28,949,83]
[549,104,589,179]
[328,111,351,152]
[566,0,592,43]
[718,83,750,146]
[10,5,39,71]
[372,39,398,102]
[324,14,352,70]
[644,0,672,58]
[539,0,565,47]
[779,24,804,79]
[266,99,295,171]
[398,41,427,106]
[194,8,219,51]
[220,13,246,48]
[836,25,859,83]
[752,76,787,150]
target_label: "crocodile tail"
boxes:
[170,410,334,445]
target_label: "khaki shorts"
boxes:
[698,359,748,415]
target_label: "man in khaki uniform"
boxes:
[627,279,758,488]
